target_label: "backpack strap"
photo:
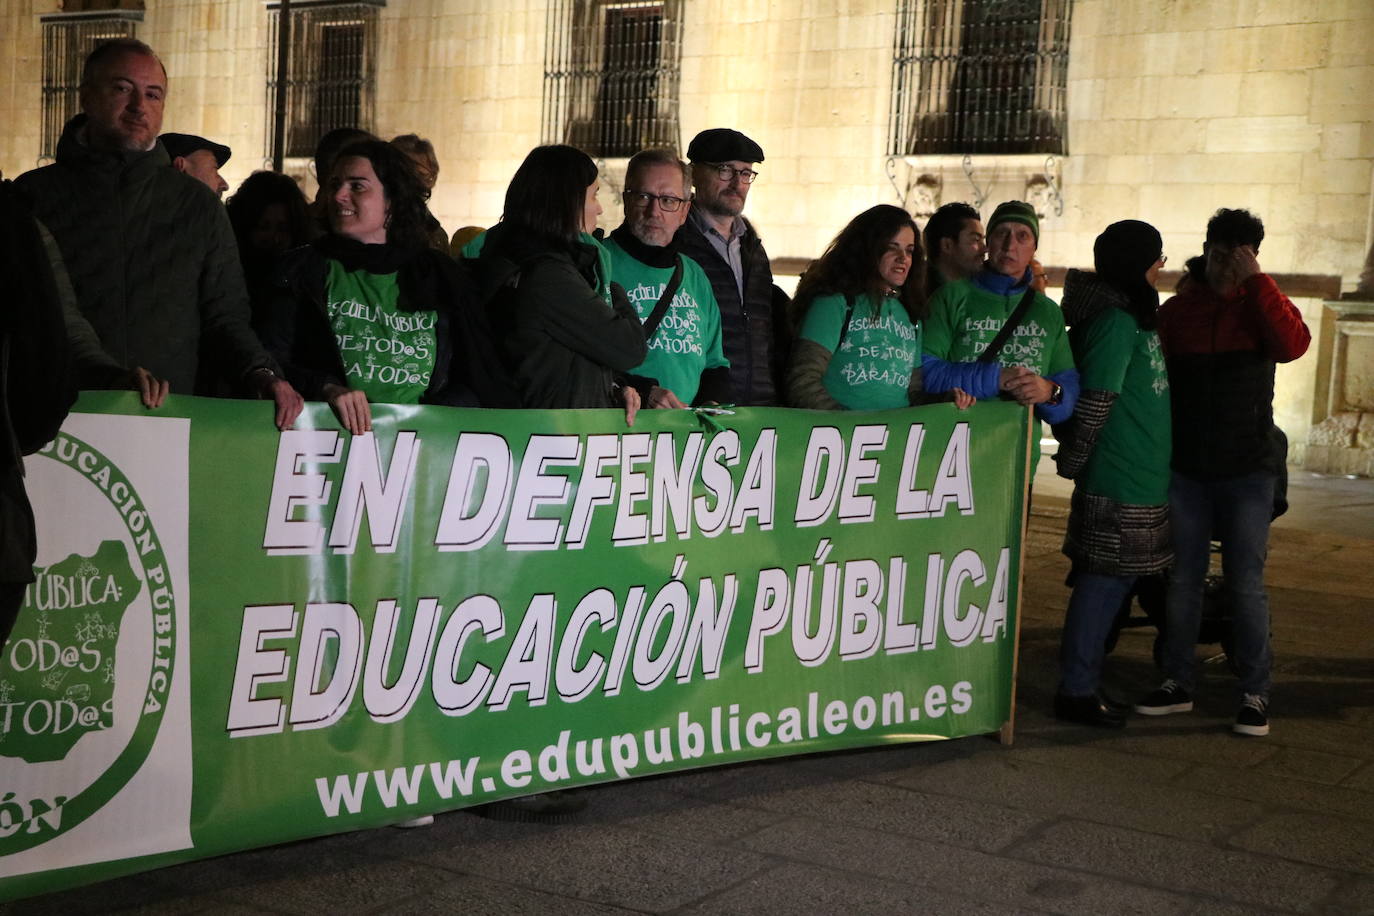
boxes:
[641,256,685,341]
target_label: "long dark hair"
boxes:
[329,139,432,252]
[793,204,926,325]
[501,145,598,246]
[225,171,312,253]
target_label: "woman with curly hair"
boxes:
[788,204,970,410]
[225,170,313,315]
[258,139,508,434]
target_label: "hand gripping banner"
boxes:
[0,392,1033,900]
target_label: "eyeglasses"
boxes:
[704,163,758,184]
[624,190,688,212]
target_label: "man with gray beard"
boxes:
[604,149,730,407]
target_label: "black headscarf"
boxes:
[1093,219,1163,330]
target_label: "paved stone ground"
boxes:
[5,472,1372,915]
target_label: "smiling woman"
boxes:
[256,139,513,431]
[786,204,963,411]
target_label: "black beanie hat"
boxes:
[1093,220,1163,330]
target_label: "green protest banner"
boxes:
[0,392,1031,900]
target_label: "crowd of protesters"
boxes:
[1,38,1313,757]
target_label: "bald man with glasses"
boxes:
[604,148,730,408]
[674,128,789,406]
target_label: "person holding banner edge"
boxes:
[919,200,1078,440]
[1052,220,1172,728]
[787,204,973,410]
[257,139,512,435]
[603,148,732,408]
[469,144,648,421]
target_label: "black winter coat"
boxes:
[1,182,75,585]
[16,115,274,394]
[675,215,789,406]
[473,225,646,410]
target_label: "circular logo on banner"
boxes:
[0,432,176,855]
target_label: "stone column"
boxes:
[1305,300,1374,476]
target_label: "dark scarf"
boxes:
[479,222,602,287]
[609,224,677,268]
[314,234,456,315]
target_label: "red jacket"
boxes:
[1157,273,1309,478]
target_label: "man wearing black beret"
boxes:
[161,131,231,199]
[674,128,789,406]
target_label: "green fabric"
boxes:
[325,261,436,405]
[921,278,1073,377]
[2,392,1031,898]
[799,292,920,410]
[1073,308,1171,504]
[603,239,728,403]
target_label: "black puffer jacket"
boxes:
[16,115,274,394]
[1157,273,1309,479]
[675,215,789,406]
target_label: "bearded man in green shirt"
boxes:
[603,149,731,407]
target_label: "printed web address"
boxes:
[315,683,974,817]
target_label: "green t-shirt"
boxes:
[799,291,920,410]
[1073,307,1172,505]
[922,278,1074,377]
[325,260,437,404]
[603,239,728,403]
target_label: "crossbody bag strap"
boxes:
[641,256,685,340]
[977,285,1038,363]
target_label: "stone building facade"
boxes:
[2,0,1371,463]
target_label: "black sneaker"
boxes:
[1234,694,1270,736]
[1134,678,1193,716]
[1054,693,1127,729]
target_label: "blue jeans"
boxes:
[1164,471,1275,698]
[1060,572,1135,696]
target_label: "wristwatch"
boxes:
[1047,382,1063,406]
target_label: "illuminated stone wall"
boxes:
[2,0,1371,455]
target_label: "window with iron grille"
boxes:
[266,1,382,159]
[39,10,142,161]
[888,0,1070,156]
[543,0,683,158]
